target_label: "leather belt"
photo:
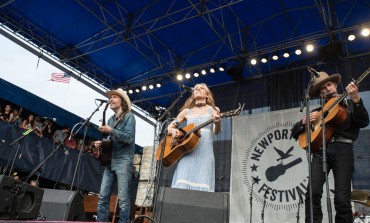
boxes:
[329,136,353,144]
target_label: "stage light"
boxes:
[295,49,302,55]
[250,58,257,65]
[219,63,225,71]
[306,44,314,52]
[142,85,147,91]
[135,88,140,93]
[272,55,278,60]
[261,58,267,63]
[201,69,206,75]
[283,52,289,58]
[210,67,215,73]
[194,72,199,77]
[149,84,154,89]
[156,82,162,88]
[185,72,191,79]
[128,89,133,94]
[348,34,356,41]
[361,28,369,37]
[176,74,183,81]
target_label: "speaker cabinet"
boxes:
[0,175,44,220]
[39,189,86,221]
[155,187,229,223]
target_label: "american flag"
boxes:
[50,72,71,83]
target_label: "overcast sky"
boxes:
[0,32,155,147]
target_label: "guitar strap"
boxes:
[112,111,129,129]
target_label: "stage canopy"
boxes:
[1,0,369,118]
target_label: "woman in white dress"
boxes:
[168,83,221,192]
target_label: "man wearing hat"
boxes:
[94,88,136,223]
[291,71,369,222]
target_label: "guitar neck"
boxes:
[328,66,370,112]
[186,120,213,136]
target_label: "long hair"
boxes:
[180,83,216,111]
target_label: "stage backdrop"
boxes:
[230,107,336,223]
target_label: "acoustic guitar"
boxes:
[298,66,370,153]
[156,103,244,167]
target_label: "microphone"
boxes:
[95,98,109,103]
[42,117,57,122]
[307,67,320,78]
[182,85,193,92]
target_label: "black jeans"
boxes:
[305,141,354,223]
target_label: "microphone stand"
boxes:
[261,190,269,223]
[152,90,186,221]
[7,127,40,177]
[249,177,256,223]
[300,72,315,223]
[25,144,63,184]
[320,94,333,223]
[296,194,303,223]
[69,101,105,190]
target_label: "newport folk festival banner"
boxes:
[230,107,334,223]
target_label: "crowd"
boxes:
[0,100,95,150]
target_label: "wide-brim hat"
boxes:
[309,71,341,97]
[106,88,131,111]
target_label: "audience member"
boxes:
[34,116,43,137]
[10,108,22,127]
[21,114,35,130]
[42,120,53,138]
[52,126,70,145]
[0,104,14,123]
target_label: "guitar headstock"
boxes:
[220,103,245,118]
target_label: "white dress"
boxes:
[171,107,215,192]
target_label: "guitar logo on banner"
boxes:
[242,121,308,211]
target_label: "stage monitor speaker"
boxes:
[155,187,229,223]
[0,175,44,220]
[39,189,86,221]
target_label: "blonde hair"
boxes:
[180,83,217,111]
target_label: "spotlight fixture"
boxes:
[261,58,267,63]
[210,67,215,73]
[128,89,133,94]
[185,72,191,79]
[283,52,289,58]
[201,69,207,75]
[156,82,162,88]
[272,55,278,60]
[306,44,314,52]
[135,88,140,93]
[348,34,355,41]
[295,49,302,55]
[176,74,183,81]
[250,58,257,65]
[194,72,199,77]
[219,63,225,71]
[361,28,369,37]
[149,84,154,89]
[142,85,147,91]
